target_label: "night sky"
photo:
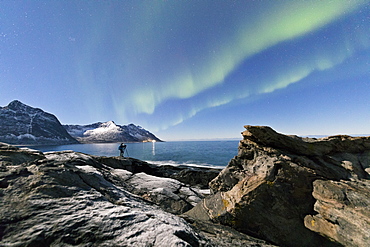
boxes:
[1,1,369,140]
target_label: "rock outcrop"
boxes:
[0,100,78,145]
[64,121,162,143]
[185,125,370,247]
[0,142,273,246]
[304,179,370,247]
[95,155,221,189]
[0,143,208,246]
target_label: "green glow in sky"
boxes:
[127,1,368,117]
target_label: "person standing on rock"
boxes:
[118,143,126,157]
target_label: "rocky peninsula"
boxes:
[1,125,369,246]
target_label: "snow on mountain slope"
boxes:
[64,121,162,143]
[0,100,161,145]
[0,100,78,145]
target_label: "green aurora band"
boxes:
[74,1,369,130]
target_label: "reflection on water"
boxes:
[152,140,156,156]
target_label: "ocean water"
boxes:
[33,140,240,168]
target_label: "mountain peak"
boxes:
[7,100,42,114]
[0,100,78,145]
[64,122,162,143]
[101,121,116,127]
[8,100,28,109]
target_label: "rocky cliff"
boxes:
[0,100,78,145]
[185,125,370,247]
[64,121,162,143]
[0,142,273,246]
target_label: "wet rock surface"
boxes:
[185,125,370,247]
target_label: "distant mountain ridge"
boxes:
[0,100,162,145]
[0,100,78,145]
[64,121,162,143]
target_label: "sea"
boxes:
[32,140,240,168]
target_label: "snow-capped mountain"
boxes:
[0,100,78,145]
[0,100,162,145]
[64,121,162,143]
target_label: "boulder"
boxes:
[185,125,370,247]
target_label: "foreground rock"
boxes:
[0,142,273,246]
[182,215,276,247]
[185,125,370,247]
[0,145,206,246]
[95,155,221,189]
[304,179,370,247]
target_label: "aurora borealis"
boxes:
[1,1,370,140]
